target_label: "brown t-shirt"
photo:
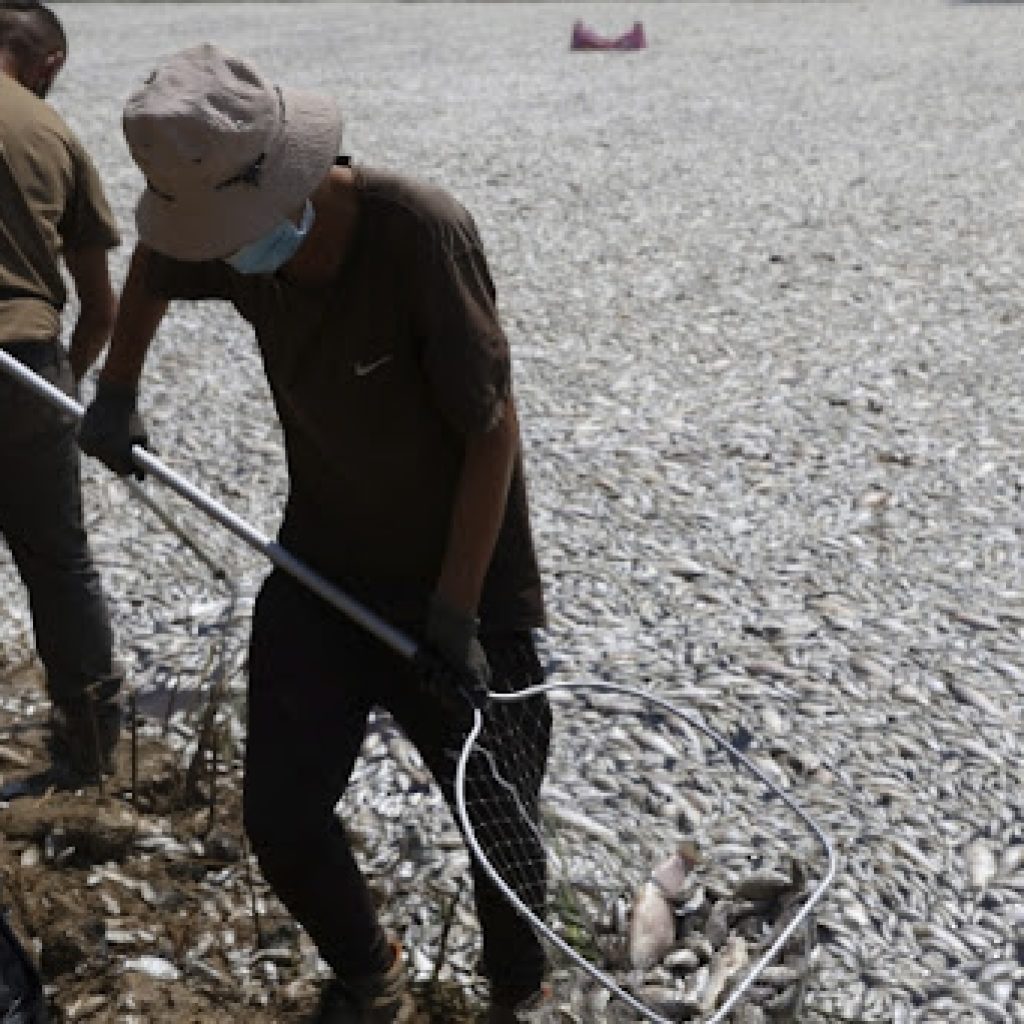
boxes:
[146,165,545,632]
[0,74,120,345]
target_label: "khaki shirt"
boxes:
[147,166,545,631]
[0,74,120,345]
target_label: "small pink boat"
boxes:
[570,20,647,52]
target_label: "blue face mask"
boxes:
[225,199,315,275]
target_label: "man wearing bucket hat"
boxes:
[80,44,551,1024]
[0,0,125,782]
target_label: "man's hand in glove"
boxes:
[415,593,492,715]
[79,379,149,479]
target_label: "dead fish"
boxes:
[123,955,180,981]
[1000,845,1024,876]
[734,869,795,901]
[629,843,703,970]
[542,803,619,847]
[704,899,732,948]
[0,743,31,768]
[629,880,675,970]
[965,839,997,889]
[66,994,109,1020]
[679,963,710,1009]
[651,842,700,900]
[699,935,749,1013]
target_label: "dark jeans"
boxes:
[0,341,121,706]
[244,570,552,1005]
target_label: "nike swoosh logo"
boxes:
[353,354,393,377]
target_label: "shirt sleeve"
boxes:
[143,250,234,301]
[412,212,511,436]
[59,136,120,251]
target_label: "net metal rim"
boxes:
[455,678,838,1024]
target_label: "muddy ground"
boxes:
[0,662,484,1024]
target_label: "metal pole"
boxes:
[0,347,419,661]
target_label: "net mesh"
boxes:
[457,683,828,1023]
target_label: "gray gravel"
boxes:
[2,3,1023,1020]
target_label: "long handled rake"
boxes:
[0,348,836,1023]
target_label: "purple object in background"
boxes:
[571,20,647,52]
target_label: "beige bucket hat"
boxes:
[123,43,342,261]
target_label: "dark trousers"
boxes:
[0,341,120,706]
[244,570,552,1005]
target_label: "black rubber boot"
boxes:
[49,687,121,781]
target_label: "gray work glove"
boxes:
[415,594,492,715]
[78,379,149,480]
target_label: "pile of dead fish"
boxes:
[627,846,815,1023]
[537,839,818,1024]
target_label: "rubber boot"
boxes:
[49,686,121,781]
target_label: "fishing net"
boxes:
[455,681,836,1023]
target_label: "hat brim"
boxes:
[135,87,342,262]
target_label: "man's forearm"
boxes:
[62,246,118,382]
[98,245,168,388]
[436,399,519,615]
[68,299,117,382]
